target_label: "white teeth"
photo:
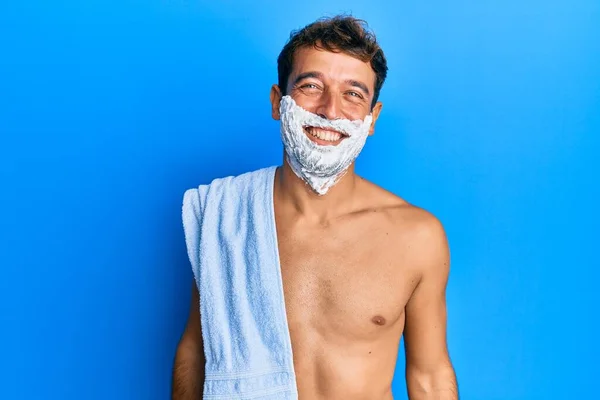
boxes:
[307,127,342,142]
[279,95,373,195]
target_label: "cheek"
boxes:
[290,94,320,113]
[343,103,370,121]
[291,92,371,121]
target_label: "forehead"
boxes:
[290,47,376,89]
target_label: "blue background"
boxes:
[1,1,598,399]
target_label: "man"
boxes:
[172,15,458,400]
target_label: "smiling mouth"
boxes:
[303,126,348,145]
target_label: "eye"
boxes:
[347,91,364,99]
[300,83,319,90]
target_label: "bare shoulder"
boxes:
[359,177,442,227]
[360,178,449,272]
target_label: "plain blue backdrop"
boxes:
[1,1,598,399]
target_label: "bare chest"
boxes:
[277,223,419,341]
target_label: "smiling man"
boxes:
[172,16,458,400]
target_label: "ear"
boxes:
[270,84,283,120]
[368,101,383,136]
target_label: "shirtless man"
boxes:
[172,16,458,400]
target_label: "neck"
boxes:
[274,159,361,222]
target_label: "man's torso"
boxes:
[274,173,430,400]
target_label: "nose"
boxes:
[315,91,342,120]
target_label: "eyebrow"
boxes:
[345,79,370,96]
[292,71,371,97]
[292,71,324,86]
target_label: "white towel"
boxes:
[182,166,298,399]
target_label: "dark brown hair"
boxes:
[277,15,388,108]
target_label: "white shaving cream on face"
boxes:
[279,95,373,195]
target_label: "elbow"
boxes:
[406,363,457,398]
[175,337,203,363]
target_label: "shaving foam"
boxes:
[279,95,373,195]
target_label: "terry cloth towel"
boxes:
[182,165,298,400]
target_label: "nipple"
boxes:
[371,315,386,326]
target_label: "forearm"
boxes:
[407,366,458,400]
[171,343,204,400]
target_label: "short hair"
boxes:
[277,15,388,108]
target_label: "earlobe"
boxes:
[270,85,282,120]
[369,101,383,135]
[369,122,376,135]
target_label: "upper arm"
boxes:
[178,281,204,358]
[180,188,204,354]
[172,281,205,398]
[403,213,452,375]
